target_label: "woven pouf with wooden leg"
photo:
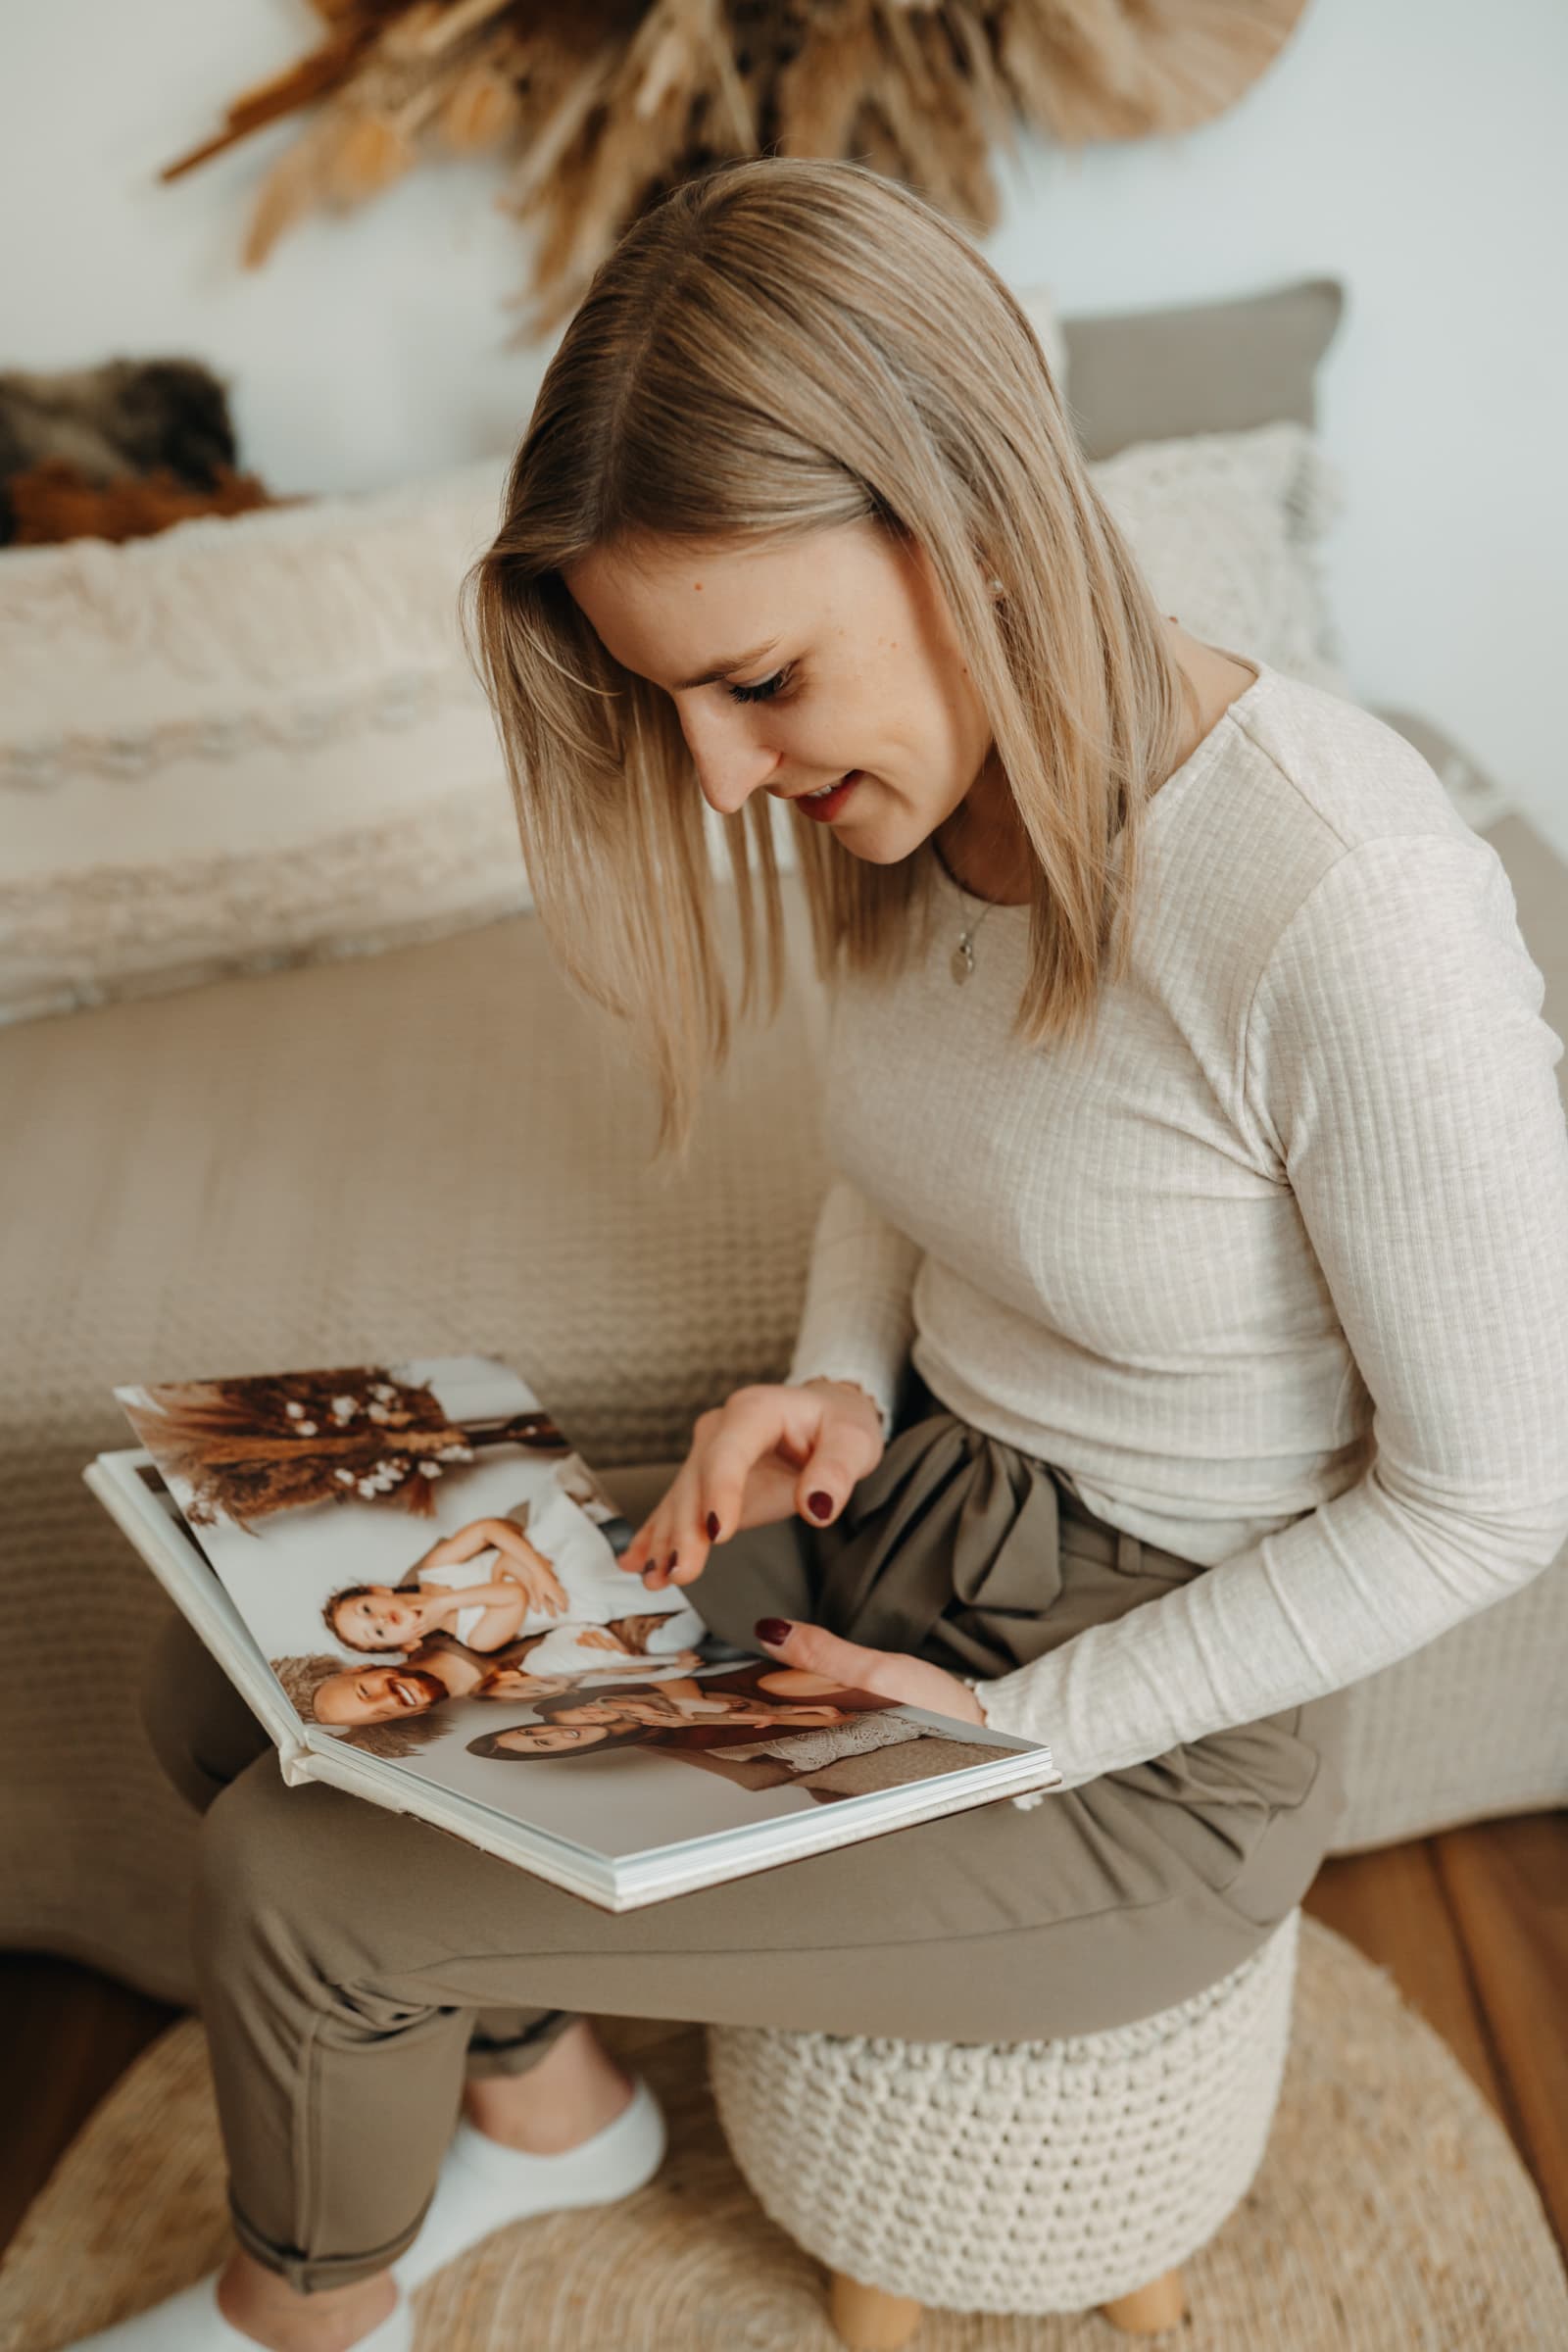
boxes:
[706,1907,1301,2346]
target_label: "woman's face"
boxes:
[490,1723,612,1754]
[476,1667,570,1701]
[562,523,1007,870]
[549,1697,648,1727]
[330,1586,421,1650]
[314,1665,446,1726]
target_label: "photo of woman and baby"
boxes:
[271,1494,714,1758]
[270,1464,728,1757]
[273,1508,991,1804]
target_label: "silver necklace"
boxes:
[940,599,1187,983]
[933,849,1007,984]
[951,897,1004,984]
[945,569,1014,983]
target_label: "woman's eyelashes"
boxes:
[727,664,794,706]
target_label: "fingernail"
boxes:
[755,1617,792,1645]
[706,1512,720,1540]
[808,1492,832,1520]
[666,1551,679,1574]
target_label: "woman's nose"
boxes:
[698,757,783,818]
[681,712,784,815]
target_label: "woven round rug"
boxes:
[1,1915,1563,2351]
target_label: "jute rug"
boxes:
[1,1916,1563,2350]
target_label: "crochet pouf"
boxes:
[706,1907,1300,2329]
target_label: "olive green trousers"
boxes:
[141,1380,1348,2292]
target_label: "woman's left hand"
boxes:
[752,1617,987,1725]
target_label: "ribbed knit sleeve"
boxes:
[974,833,1568,1788]
[786,1174,922,1443]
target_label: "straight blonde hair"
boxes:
[466,157,1193,1169]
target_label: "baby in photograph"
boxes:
[320,1449,706,1675]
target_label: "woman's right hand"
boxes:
[615,1379,886,1592]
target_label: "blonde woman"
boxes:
[110,157,1568,2352]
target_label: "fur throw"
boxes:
[0,357,260,544]
[6,456,279,545]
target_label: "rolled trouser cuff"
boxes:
[225,2184,426,2297]
[465,2006,582,2078]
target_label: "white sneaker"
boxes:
[63,2269,413,2349]
[392,2074,666,2293]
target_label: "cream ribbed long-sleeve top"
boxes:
[785,660,1568,1790]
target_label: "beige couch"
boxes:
[5,277,1565,2003]
[3,731,1565,2006]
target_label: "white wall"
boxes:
[5,0,1565,850]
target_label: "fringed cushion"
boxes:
[3,417,1345,1027]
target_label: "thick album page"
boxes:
[113,1352,1054,1871]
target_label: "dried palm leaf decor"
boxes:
[162,0,1308,338]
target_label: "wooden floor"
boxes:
[2,1811,1564,2272]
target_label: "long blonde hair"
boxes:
[466,157,1192,1169]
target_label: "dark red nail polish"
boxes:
[706,1511,720,1540]
[755,1617,792,1645]
[665,1552,679,1575]
[808,1491,832,1520]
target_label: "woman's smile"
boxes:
[796,769,864,822]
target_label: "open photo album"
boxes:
[84,1353,1061,1910]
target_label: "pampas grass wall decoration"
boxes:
[161,0,1309,341]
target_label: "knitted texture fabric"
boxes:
[786,662,1568,1790]
[706,1909,1299,2314]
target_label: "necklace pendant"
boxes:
[951,936,976,984]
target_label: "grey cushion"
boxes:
[1061,277,1346,461]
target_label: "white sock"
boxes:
[64,2270,413,2351]
[392,2073,666,2293]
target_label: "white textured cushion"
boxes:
[1,396,1339,1027]
[1093,420,1349,694]
[0,458,797,1026]
[0,464,526,1024]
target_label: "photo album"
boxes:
[84,1353,1060,1911]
